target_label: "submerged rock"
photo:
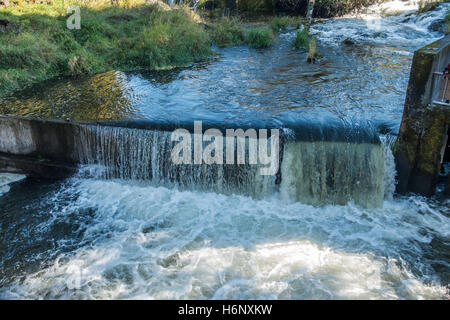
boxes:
[373,31,388,39]
[343,38,356,45]
[428,20,445,33]
[0,173,26,196]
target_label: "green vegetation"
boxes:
[307,36,317,62]
[270,15,302,32]
[277,0,384,18]
[0,0,213,96]
[208,15,304,48]
[270,16,290,32]
[418,0,444,14]
[237,0,276,12]
[210,16,245,47]
[294,27,309,49]
[0,0,390,96]
[247,27,274,48]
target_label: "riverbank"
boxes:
[0,1,214,97]
[1,1,449,98]
[0,1,310,97]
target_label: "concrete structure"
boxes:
[0,116,80,178]
[394,35,450,196]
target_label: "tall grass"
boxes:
[270,16,302,33]
[0,1,213,96]
[294,27,309,49]
[247,27,274,48]
[210,16,245,47]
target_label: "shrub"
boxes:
[210,16,245,47]
[271,16,291,32]
[247,27,275,48]
[271,16,303,33]
[294,27,309,49]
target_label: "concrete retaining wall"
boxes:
[394,35,450,196]
[0,116,81,178]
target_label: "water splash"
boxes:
[311,0,450,46]
[75,124,385,207]
[0,177,448,299]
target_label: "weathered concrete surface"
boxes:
[0,116,81,177]
[0,152,77,178]
[0,114,383,185]
[0,115,82,162]
[394,35,450,196]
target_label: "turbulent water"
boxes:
[0,166,449,299]
[74,124,385,207]
[0,1,449,299]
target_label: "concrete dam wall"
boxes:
[0,115,385,207]
[394,34,450,196]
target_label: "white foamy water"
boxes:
[0,171,448,299]
[311,0,450,46]
[0,173,26,196]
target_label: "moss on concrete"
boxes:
[416,108,450,175]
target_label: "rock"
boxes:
[343,38,355,45]
[307,52,322,63]
[373,32,388,39]
[0,173,26,196]
[428,20,445,33]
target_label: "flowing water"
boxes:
[0,1,449,299]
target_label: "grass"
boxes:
[209,16,245,48]
[0,0,213,96]
[294,27,309,49]
[270,16,302,33]
[0,2,309,96]
[247,27,274,49]
[208,15,305,49]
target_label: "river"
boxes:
[0,1,449,299]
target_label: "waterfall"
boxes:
[76,124,386,207]
[76,125,276,198]
[380,134,398,200]
[279,141,385,207]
